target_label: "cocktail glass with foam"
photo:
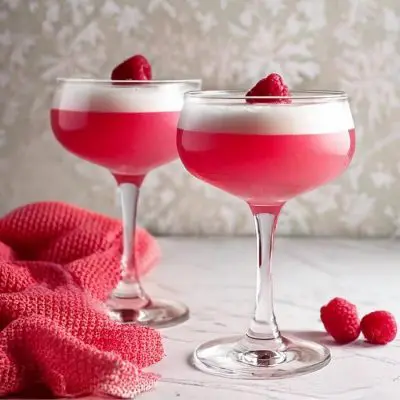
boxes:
[177,90,355,378]
[51,78,201,328]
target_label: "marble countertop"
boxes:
[15,237,400,400]
[140,237,400,400]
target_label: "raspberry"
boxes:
[111,54,152,81]
[246,73,291,104]
[361,311,397,345]
[320,297,361,344]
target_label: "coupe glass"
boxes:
[177,90,355,378]
[51,78,201,328]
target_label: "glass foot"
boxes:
[192,334,330,379]
[107,296,189,328]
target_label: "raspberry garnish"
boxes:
[361,311,397,345]
[111,54,152,81]
[246,73,291,104]
[320,297,361,344]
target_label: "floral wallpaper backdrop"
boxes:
[0,0,400,237]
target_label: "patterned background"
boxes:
[1,0,400,237]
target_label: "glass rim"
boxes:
[56,78,202,85]
[184,89,349,101]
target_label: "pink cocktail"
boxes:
[52,109,180,186]
[51,78,201,328]
[178,130,354,211]
[177,90,355,378]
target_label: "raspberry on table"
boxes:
[246,73,291,104]
[111,54,152,81]
[320,297,361,344]
[361,311,397,345]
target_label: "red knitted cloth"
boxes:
[0,202,163,398]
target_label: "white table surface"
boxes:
[140,237,400,400]
[17,237,400,400]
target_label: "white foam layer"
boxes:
[54,83,187,113]
[178,101,354,134]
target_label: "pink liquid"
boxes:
[51,109,180,185]
[177,129,355,211]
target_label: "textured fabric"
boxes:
[0,201,163,398]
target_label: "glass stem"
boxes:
[247,212,282,343]
[117,183,148,300]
